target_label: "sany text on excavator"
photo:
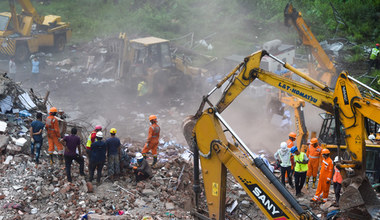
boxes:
[183,50,380,219]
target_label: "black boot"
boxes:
[152,156,157,166]
[49,154,54,164]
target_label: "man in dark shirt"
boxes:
[60,127,85,182]
[29,112,45,165]
[132,152,152,185]
[89,131,106,184]
[106,128,121,181]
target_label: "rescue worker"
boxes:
[86,125,102,160]
[141,115,160,166]
[58,109,67,137]
[29,112,44,165]
[306,138,322,189]
[137,80,148,97]
[46,107,64,164]
[89,131,106,184]
[333,156,342,205]
[132,152,152,185]
[106,128,121,181]
[291,146,309,197]
[286,132,297,185]
[274,142,294,188]
[312,149,333,203]
[368,43,380,72]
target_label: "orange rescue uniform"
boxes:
[142,123,160,156]
[286,139,295,168]
[306,144,322,178]
[46,115,63,155]
[313,157,333,202]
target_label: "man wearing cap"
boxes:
[106,128,121,181]
[333,156,342,205]
[306,138,322,189]
[89,131,107,184]
[312,149,333,203]
[141,115,160,166]
[46,107,64,164]
[86,125,102,162]
[368,43,380,72]
[286,132,297,186]
[291,146,309,197]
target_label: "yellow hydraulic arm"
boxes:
[284,3,337,87]
[15,0,44,24]
[184,49,380,219]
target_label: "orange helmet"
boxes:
[289,132,297,138]
[149,115,157,121]
[310,138,318,144]
[49,107,58,113]
[322,149,330,155]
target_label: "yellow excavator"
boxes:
[183,49,380,219]
[0,0,71,62]
[284,3,337,88]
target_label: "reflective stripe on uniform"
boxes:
[309,156,320,159]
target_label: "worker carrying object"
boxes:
[306,138,322,189]
[274,142,294,188]
[312,148,333,203]
[291,146,309,197]
[368,43,380,72]
[46,107,64,164]
[141,115,160,166]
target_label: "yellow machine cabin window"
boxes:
[0,16,9,31]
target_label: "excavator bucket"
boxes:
[340,176,380,219]
[182,116,197,150]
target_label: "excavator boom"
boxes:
[184,49,380,219]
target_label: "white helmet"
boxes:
[96,131,103,138]
[136,152,143,160]
[280,142,287,150]
[334,156,340,163]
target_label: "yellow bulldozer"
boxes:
[0,0,71,62]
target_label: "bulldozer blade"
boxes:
[340,177,380,219]
[182,116,197,151]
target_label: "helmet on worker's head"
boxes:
[310,137,318,144]
[136,152,143,160]
[149,115,157,121]
[95,125,102,130]
[322,148,330,155]
[49,107,57,113]
[289,132,297,138]
[96,131,103,138]
[334,156,340,163]
[290,146,298,154]
[376,43,380,47]
[280,142,287,150]
[110,128,117,134]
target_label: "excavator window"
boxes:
[0,15,9,31]
[160,43,172,68]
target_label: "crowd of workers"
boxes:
[274,132,342,205]
[29,107,160,186]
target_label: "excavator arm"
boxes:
[184,49,380,219]
[15,0,44,24]
[284,3,337,87]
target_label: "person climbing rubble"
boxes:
[333,156,342,206]
[106,128,121,181]
[132,152,152,185]
[46,107,64,164]
[312,149,333,203]
[368,43,380,72]
[60,127,85,182]
[274,142,294,188]
[89,131,106,184]
[29,112,44,165]
[291,146,308,197]
[306,138,322,189]
[141,115,160,167]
